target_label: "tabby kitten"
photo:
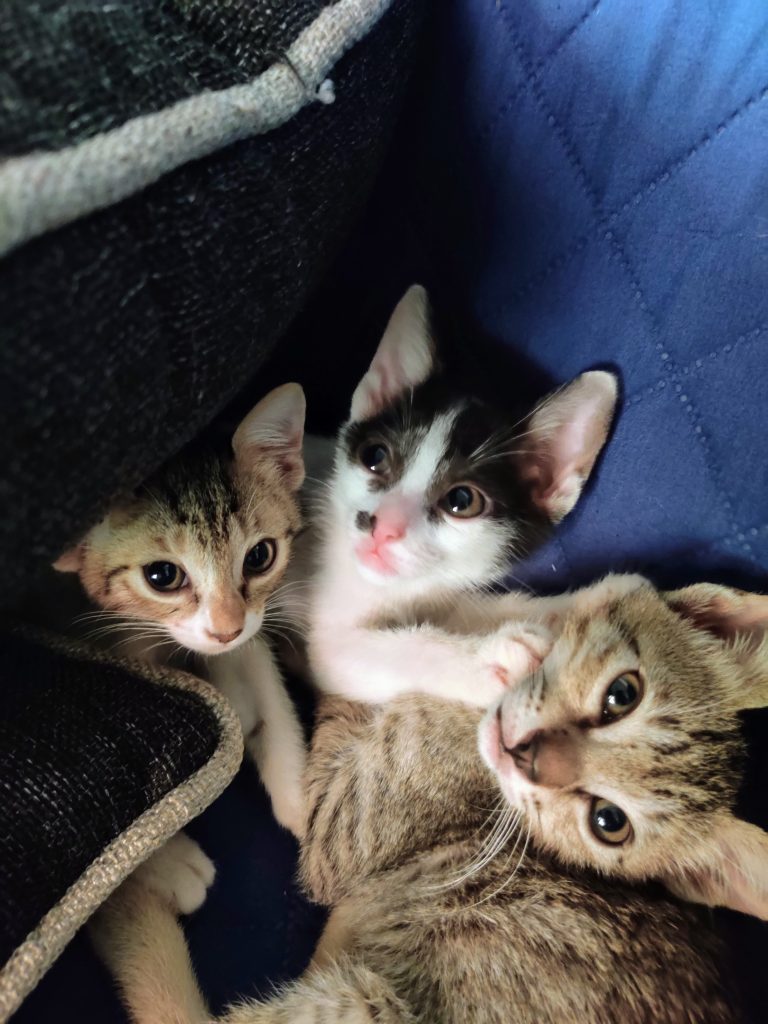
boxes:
[53,383,308,834]
[94,574,768,1023]
[303,285,619,708]
[479,573,768,916]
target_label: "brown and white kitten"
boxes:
[93,574,768,1023]
[300,285,619,708]
[53,383,308,835]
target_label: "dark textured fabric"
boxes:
[3,2,423,1019]
[11,681,324,1024]
[0,623,220,969]
[0,0,326,157]
[0,0,421,607]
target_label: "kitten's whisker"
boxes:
[433,804,519,890]
[463,820,532,912]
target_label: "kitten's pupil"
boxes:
[143,561,185,592]
[449,486,473,512]
[244,540,277,575]
[441,484,486,519]
[602,672,642,720]
[360,443,390,474]
[590,798,632,845]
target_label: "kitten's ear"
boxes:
[53,545,84,572]
[517,371,618,523]
[233,383,306,490]
[349,285,436,422]
[668,817,768,920]
[664,583,768,709]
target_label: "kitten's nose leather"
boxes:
[510,732,580,788]
[372,517,406,544]
[207,628,242,644]
[510,735,539,782]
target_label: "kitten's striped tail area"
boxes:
[222,958,414,1023]
[91,880,412,1024]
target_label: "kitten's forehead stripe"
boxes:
[400,412,458,500]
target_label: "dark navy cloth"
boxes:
[390,0,768,599]
[17,2,768,1021]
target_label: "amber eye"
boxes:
[439,484,487,519]
[244,540,277,575]
[359,442,391,474]
[143,561,186,592]
[601,672,643,721]
[589,798,632,845]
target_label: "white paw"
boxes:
[480,621,553,690]
[270,786,306,840]
[134,832,215,915]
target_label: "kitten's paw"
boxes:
[481,621,553,690]
[133,832,215,915]
[271,788,307,840]
[255,760,306,839]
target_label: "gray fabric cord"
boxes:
[0,0,394,258]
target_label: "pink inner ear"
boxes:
[669,589,768,643]
[53,546,83,572]
[353,352,415,422]
[519,373,616,523]
[716,594,768,633]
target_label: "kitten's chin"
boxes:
[478,702,504,771]
[169,621,262,657]
[478,703,529,810]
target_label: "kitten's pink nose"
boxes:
[206,627,242,645]
[372,515,406,544]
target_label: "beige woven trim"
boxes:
[0,626,244,1023]
[0,0,395,258]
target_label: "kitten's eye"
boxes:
[359,442,391,475]
[143,562,186,592]
[589,798,632,845]
[601,672,643,721]
[244,540,277,575]
[440,484,487,519]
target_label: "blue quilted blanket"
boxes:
[409,0,768,599]
[19,1,768,1021]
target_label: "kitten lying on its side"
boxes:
[53,383,309,835]
[94,574,768,1023]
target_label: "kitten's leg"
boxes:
[207,639,307,838]
[309,622,552,708]
[95,879,410,1024]
[90,834,214,1024]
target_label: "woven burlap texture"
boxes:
[0,629,243,1023]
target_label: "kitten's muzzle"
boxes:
[506,733,539,783]
[505,730,580,788]
[206,627,243,645]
